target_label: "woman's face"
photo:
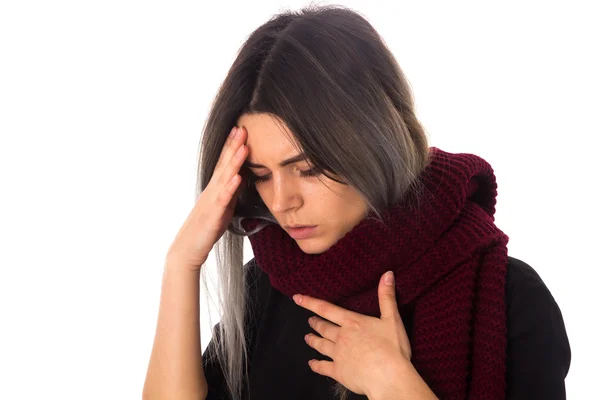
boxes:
[237,113,368,255]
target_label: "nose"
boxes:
[270,173,302,213]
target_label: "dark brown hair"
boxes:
[196,4,431,399]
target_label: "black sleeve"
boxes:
[506,258,571,399]
[202,259,262,400]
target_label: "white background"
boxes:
[1,1,597,398]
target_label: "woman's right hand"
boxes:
[165,125,249,271]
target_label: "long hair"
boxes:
[196,4,431,399]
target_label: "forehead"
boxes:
[236,113,302,160]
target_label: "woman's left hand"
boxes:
[293,271,437,400]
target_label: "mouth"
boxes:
[285,225,318,240]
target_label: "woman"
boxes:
[143,5,571,400]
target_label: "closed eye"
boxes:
[252,168,320,184]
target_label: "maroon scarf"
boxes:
[241,147,509,399]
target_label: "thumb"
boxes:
[378,271,399,320]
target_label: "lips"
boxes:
[285,225,318,240]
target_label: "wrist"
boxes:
[364,358,403,400]
[164,254,206,274]
[366,360,437,400]
[164,260,203,276]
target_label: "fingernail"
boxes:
[231,127,238,138]
[293,294,303,304]
[384,271,394,285]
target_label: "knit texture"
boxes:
[241,147,510,399]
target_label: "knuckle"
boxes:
[216,189,230,205]
[382,293,395,302]
[346,319,361,330]
[313,318,322,331]
[316,339,324,352]
[316,303,328,316]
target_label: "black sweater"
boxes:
[203,256,571,399]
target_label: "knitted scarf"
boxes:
[240,147,510,399]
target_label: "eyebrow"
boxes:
[243,153,308,169]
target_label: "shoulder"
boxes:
[243,257,269,295]
[505,256,568,338]
[505,255,570,345]
[242,258,272,316]
[243,257,262,289]
[506,256,552,301]
[505,256,571,399]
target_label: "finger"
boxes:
[232,168,248,195]
[224,169,249,211]
[293,294,353,326]
[214,126,240,170]
[308,316,340,342]
[215,173,241,209]
[220,133,248,186]
[216,126,247,175]
[308,359,335,379]
[305,333,335,358]
[378,271,400,321]
[226,174,243,201]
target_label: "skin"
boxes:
[294,272,438,399]
[235,113,437,398]
[236,112,369,255]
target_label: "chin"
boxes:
[296,238,332,255]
